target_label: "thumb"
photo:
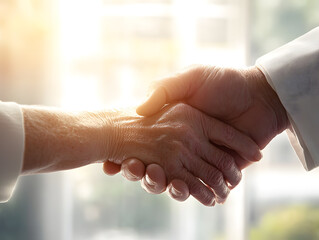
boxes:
[136,68,197,116]
[136,87,167,116]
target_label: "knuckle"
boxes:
[201,193,215,206]
[183,170,215,206]
[192,139,202,155]
[218,186,230,200]
[163,138,181,153]
[190,183,214,206]
[174,125,201,151]
[208,172,224,187]
[223,124,235,143]
[232,170,242,186]
[175,123,191,136]
[171,103,189,115]
[219,154,235,172]
[214,150,229,166]
[184,130,200,148]
[164,143,193,175]
[164,158,183,179]
[172,141,186,156]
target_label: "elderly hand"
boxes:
[105,103,261,205]
[137,66,289,149]
[104,65,289,203]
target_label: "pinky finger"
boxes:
[180,170,216,207]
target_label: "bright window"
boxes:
[57,1,249,239]
[0,0,319,240]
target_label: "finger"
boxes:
[235,156,252,170]
[218,146,252,171]
[103,161,121,176]
[141,164,167,194]
[180,169,216,206]
[121,158,145,181]
[186,158,230,203]
[204,117,262,162]
[200,143,242,188]
[167,179,189,202]
[136,67,198,117]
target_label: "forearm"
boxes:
[22,106,113,175]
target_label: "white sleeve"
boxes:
[256,27,319,171]
[0,102,25,202]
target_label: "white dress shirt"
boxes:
[0,102,24,202]
[257,27,319,171]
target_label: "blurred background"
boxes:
[1,0,319,239]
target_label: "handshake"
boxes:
[19,65,288,206]
[101,65,289,206]
[8,28,316,205]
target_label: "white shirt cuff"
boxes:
[0,102,25,202]
[256,27,319,171]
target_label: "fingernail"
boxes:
[145,174,156,186]
[170,186,183,198]
[125,172,139,181]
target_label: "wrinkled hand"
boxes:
[105,65,289,203]
[138,66,289,149]
[104,103,261,205]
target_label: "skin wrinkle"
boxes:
[91,111,113,163]
[23,102,260,204]
[174,140,193,166]
[187,154,229,202]
[145,104,245,202]
[197,119,244,183]
[191,177,215,206]
[203,163,226,193]
[23,107,129,174]
[130,65,291,203]
[224,124,235,144]
[210,146,241,187]
[249,68,288,143]
[163,145,184,181]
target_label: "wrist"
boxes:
[91,110,123,163]
[22,107,121,174]
[249,66,290,132]
[95,109,139,164]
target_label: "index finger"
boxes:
[203,117,262,162]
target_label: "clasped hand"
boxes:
[104,102,261,206]
[104,65,288,206]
